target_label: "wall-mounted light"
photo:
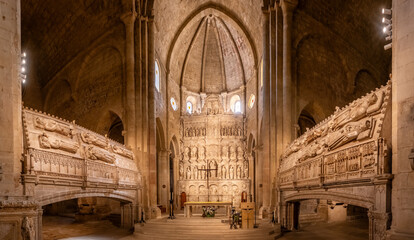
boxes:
[382,8,392,15]
[21,52,27,84]
[382,8,392,51]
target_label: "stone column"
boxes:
[157,149,169,210]
[368,210,390,240]
[0,0,23,196]
[388,1,414,239]
[147,16,161,219]
[281,0,298,149]
[37,208,43,240]
[259,5,271,219]
[121,11,137,150]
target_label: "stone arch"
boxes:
[44,78,73,113]
[296,102,325,137]
[353,69,377,98]
[283,191,374,209]
[95,110,124,137]
[37,189,135,207]
[166,3,258,90]
[73,44,124,101]
[295,34,349,112]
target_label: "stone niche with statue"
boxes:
[178,93,250,208]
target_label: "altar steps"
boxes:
[133,214,280,240]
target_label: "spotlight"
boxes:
[382,8,392,15]
[21,67,25,73]
[382,17,391,24]
[384,43,392,50]
[383,25,392,35]
[22,52,26,57]
[22,59,26,64]
[22,79,26,84]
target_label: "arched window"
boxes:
[248,94,256,109]
[230,95,242,113]
[234,100,241,113]
[186,101,193,114]
[170,97,177,111]
[155,60,160,92]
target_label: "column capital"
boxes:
[281,0,298,14]
[120,11,137,25]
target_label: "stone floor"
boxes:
[278,219,369,240]
[42,214,368,240]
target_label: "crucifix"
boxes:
[198,160,218,202]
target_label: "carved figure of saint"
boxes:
[221,165,227,179]
[184,147,190,161]
[236,166,242,179]
[229,146,236,160]
[221,146,228,160]
[193,166,198,180]
[237,146,244,160]
[179,161,184,179]
[186,166,192,179]
[198,146,205,160]
[191,147,198,161]
[243,165,249,178]
[229,166,234,179]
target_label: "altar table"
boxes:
[183,201,232,218]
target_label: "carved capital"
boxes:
[120,11,137,26]
[281,0,298,16]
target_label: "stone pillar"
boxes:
[259,5,271,219]
[147,16,161,219]
[0,0,23,197]
[120,11,137,149]
[37,208,43,240]
[388,1,414,239]
[281,0,298,149]
[368,210,391,240]
[157,150,169,210]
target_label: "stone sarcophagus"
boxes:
[21,107,141,192]
[279,81,391,189]
[277,82,392,240]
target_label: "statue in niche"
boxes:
[229,146,236,161]
[39,133,79,153]
[184,147,190,162]
[229,166,234,179]
[243,166,248,179]
[202,128,206,136]
[81,132,108,149]
[237,126,242,136]
[179,161,184,179]
[221,165,227,179]
[237,146,244,161]
[34,117,72,137]
[331,91,383,131]
[221,146,228,161]
[201,165,206,179]
[328,119,372,150]
[21,216,35,240]
[193,166,198,180]
[85,145,116,164]
[186,166,192,179]
[198,146,205,161]
[209,160,217,177]
[236,166,242,179]
[191,146,198,161]
[227,127,232,136]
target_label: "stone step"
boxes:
[133,216,280,240]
